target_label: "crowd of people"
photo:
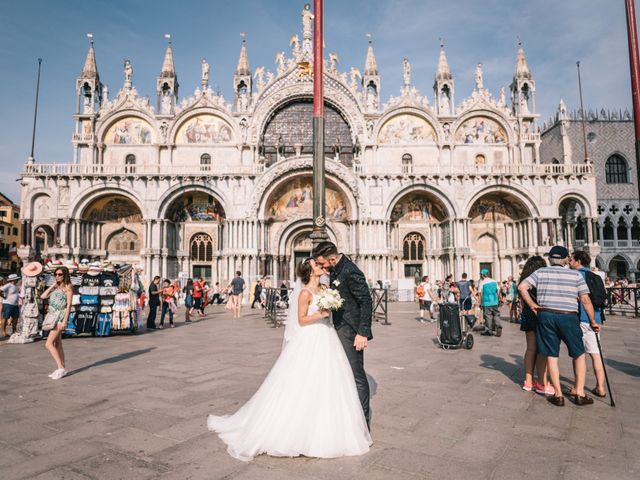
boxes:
[413,245,607,406]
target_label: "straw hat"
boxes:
[7,273,21,282]
[21,262,43,277]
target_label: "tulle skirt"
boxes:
[207,321,372,461]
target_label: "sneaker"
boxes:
[522,382,534,392]
[534,382,555,396]
[48,369,62,378]
[51,368,67,380]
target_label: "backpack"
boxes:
[584,271,607,310]
[416,284,425,298]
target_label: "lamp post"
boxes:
[625,0,640,201]
[27,58,42,164]
[576,61,589,163]
[310,0,328,245]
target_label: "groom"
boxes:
[312,241,372,428]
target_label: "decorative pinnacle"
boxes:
[87,32,93,46]
[164,33,172,44]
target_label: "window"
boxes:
[125,154,136,174]
[0,226,4,234]
[605,154,628,183]
[402,153,413,174]
[12,227,18,235]
[13,212,18,219]
[200,153,211,171]
[587,132,597,143]
[191,233,213,262]
[402,232,425,261]
[0,211,6,218]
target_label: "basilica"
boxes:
[18,6,597,286]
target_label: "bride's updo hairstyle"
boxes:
[296,258,313,284]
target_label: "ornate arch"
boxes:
[71,187,144,220]
[30,193,52,220]
[169,106,240,145]
[105,227,140,254]
[250,156,364,219]
[606,253,633,271]
[250,77,365,144]
[274,218,339,256]
[451,109,515,146]
[556,192,594,218]
[463,184,539,218]
[374,106,443,145]
[385,184,458,220]
[96,110,158,145]
[156,183,229,220]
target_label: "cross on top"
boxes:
[598,205,606,215]
[609,205,620,214]
[623,204,634,215]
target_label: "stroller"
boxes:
[436,302,474,350]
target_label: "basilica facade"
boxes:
[19,8,598,286]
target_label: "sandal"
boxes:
[591,387,606,398]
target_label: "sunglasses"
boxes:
[54,272,64,277]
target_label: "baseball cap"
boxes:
[548,245,569,259]
[480,268,489,275]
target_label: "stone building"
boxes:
[19,6,597,286]
[0,192,22,275]
[541,103,638,279]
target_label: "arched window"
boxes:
[617,217,629,240]
[603,217,614,240]
[402,232,425,261]
[125,154,136,174]
[605,154,628,183]
[402,153,413,174]
[191,233,213,262]
[200,153,211,172]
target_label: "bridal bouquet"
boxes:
[315,288,344,311]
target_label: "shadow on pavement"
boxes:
[68,347,155,376]
[606,357,640,377]
[367,374,378,397]
[479,354,523,385]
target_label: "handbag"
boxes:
[42,310,60,331]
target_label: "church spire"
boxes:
[364,35,378,75]
[435,38,451,81]
[514,39,531,79]
[81,34,99,80]
[236,33,250,75]
[160,35,176,78]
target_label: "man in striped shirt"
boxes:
[518,245,600,407]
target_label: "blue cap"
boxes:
[480,268,490,275]
[548,245,569,259]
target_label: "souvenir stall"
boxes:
[42,261,144,337]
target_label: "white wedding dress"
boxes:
[207,286,372,461]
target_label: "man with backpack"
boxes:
[570,251,607,398]
[416,275,436,323]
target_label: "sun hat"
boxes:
[21,262,43,277]
[7,273,21,282]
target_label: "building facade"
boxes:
[0,192,22,275]
[541,104,638,280]
[19,7,597,285]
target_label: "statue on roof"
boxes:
[475,63,484,90]
[403,58,411,87]
[201,58,210,87]
[123,59,133,89]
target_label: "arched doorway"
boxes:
[559,198,588,249]
[389,190,449,280]
[81,195,143,262]
[609,255,629,280]
[33,225,55,262]
[166,191,226,282]
[468,192,531,280]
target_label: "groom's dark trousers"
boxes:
[336,323,371,427]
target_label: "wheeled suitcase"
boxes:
[439,302,462,345]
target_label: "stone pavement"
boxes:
[0,303,638,480]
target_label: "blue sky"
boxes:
[0,0,636,202]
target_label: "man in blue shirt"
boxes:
[479,269,502,337]
[569,251,606,398]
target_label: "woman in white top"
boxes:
[208,258,372,461]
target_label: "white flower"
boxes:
[332,280,341,287]
[315,289,344,311]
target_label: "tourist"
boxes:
[416,275,436,323]
[200,281,209,315]
[40,266,73,380]
[251,277,263,309]
[184,278,194,323]
[192,277,204,316]
[479,269,502,337]
[1,273,21,337]
[159,279,176,328]
[508,276,519,322]
[456,273,473,315]
[570,251,607,398]
[230,271,246,319]
[517,256,553,395]
[147,276,161,329]
[518,245,600,406]
[209,282,223,305]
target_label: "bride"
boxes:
[207,258,372,461]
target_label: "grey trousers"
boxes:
[483,306,502,331]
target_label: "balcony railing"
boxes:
[353,163,592,176]
[600,239,639,249]
[22,163,266,176]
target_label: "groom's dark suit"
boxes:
[329,255,372,426]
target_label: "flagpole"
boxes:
[311,0,328,245]
[625,0,640,201]
[27,58,42,164]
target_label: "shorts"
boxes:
[459,296,472,311]
[536,310,585,358]
[2,304,20,320]
[580,322,601,355]
[419,299,432,311]
[193,297,202,309]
